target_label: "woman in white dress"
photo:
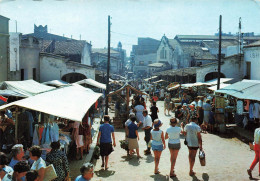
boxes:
[72,121,84,160]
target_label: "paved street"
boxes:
[93,101,256,181]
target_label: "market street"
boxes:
[93,100,256,181]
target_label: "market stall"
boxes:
[0,84,102,156]
[215,79,260,131]
[75,78,106,90]
[108,84,148,128]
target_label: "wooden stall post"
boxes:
[15,106,18,142]
[126,85,130,115]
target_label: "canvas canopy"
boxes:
[42,80,68,87]
[215,80,260,101]
[168,84,180,91]
[144,76,158,82]
[205,78,234,85]
[0,80,55,97]
[153,79,167,84]
[0,85,102,122]
[76,78,106,90]
[0,90,27,97]
[207,83,230,91]
[181,82,209,88]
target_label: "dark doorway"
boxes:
[61,73,87,83]
[204,72,225,82]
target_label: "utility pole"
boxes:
[239,17,242,62]
[217,15,222,90]
[105,15,111,115]
[15,20,17,33]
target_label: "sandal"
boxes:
[170,172,176,177]
[247,169,252,179]
[189,171,196,176]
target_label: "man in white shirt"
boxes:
[182,117,202,176]
[142,110,152,155]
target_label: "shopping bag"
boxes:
[43,164,58,181]
[198,150,206,166]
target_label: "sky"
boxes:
[0,0,260,56]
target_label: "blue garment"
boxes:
[75,175,88,181]
[249,103,254,119]
[99,123,114,143]
[9,158,19,169]
[50,123,59,142]
[26,111,34,137]
[32,124,39,145]
[3,165,13,173]
[151,144,163,151]
[209,111,215,125]
[128,122,138,138]
[44,124,51,145]
[151,130,163,146]
[181,99,189,105]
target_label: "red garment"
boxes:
[245,100,250,111]
[38,127,44,141]
[153,96,158,102]
[95,101,98,109]
[250,144,260,173]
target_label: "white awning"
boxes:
[0,85,102,122]
[207,84,230,91]
[168,84,180,91]
[181,82,210,88]
[42,80,68,87]
[75,78,106,90]
[153,79,166,84]
[215,79,260,101]
[0,80,55,97]
[205,78,234,85]
[144,76,158,82]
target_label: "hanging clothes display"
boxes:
[25,111,34,138]
[237,100,244,115]
[50,122,59,142]
[253,102,260,119]
[249,103,254,119]
[32,124,39,146]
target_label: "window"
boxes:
[246,62,251,79]
[160,47,167,59]
[139,61,144,65]
[21,69,24,80]
[33,68,36,80]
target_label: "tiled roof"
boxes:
[135,53,157,62]
[39,40,52,52]
[168,39,179,49]
[23,32,72,41]
[180,42,217,60]
[203,40,238,48]
[154,67,197,76]
[175,35,236,41]
[53,40,86,55]
[148,62,164,67]
[92,48,119,54]
[244,40,260,48]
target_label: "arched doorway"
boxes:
[204,72,225,82]
[61,73,86,83]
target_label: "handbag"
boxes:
[36,162,57,181]
[198,149,206,166]
[184,138,187,145]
